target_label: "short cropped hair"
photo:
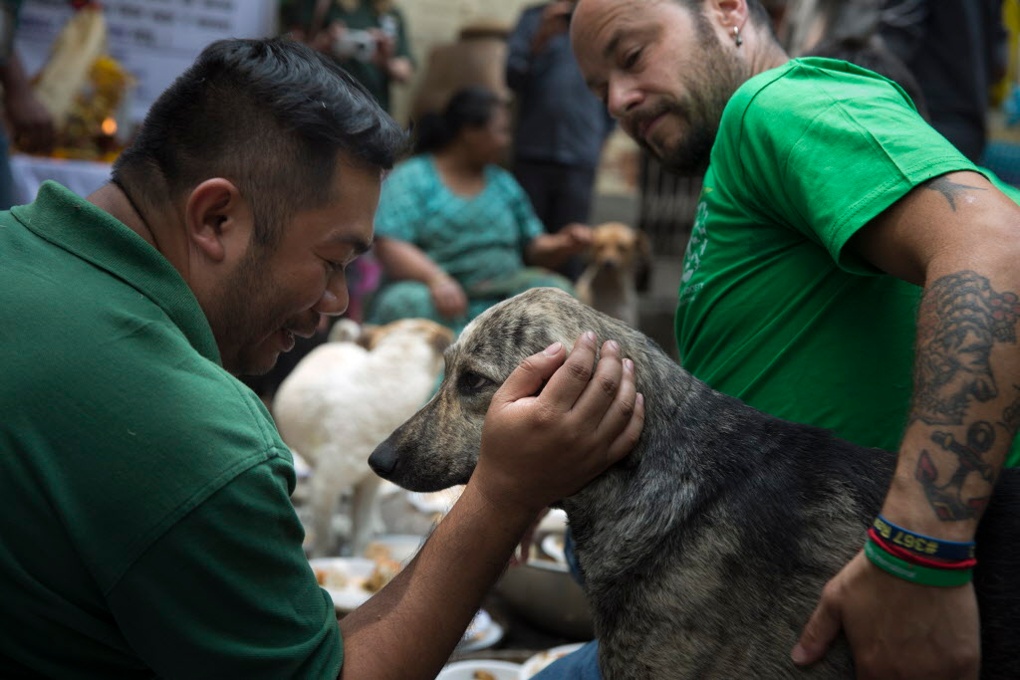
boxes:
[112,38,410,247]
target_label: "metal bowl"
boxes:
[494,557,594,641]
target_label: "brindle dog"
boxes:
[369,287,1020,679]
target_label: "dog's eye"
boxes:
[457,371,493,394]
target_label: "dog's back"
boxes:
[370,288,1020,678]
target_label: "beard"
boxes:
[211,242,292,377]
[644,24,748,176]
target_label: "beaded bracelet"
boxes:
[872,515,975,562]
[864,538,973,587]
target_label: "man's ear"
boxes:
[708,0,748,33]
[183,178,250,263]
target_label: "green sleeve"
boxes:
[390,8,413,63]
[106,460,343,679]
[731,59,977,274]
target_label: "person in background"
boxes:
[527,0,1020,677]
[367,85,591,335]
[879,0,1007,164]
[0,37,644,678]
[505,0,614,281]
[280,0,413,115]
[0,0,55,208]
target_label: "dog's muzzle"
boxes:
[368,440,399,478]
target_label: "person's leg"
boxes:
[513,158,558,232]
[468,268,576,300]
[366,281,460,330]
[530,641,602,680]
[547,164,598,282]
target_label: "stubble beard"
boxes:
[654,25,748,176]
[213,242,285,377]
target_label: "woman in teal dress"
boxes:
[367,85,591,334]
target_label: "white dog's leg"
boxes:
[349,475,385,556]
[308,469,344,558]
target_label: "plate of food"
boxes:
[437,659,521,680]
[540,533,567,565]
[310,555,402,612]
[406,485,465,515]
[518,643,587,679]
[456,608,504,653]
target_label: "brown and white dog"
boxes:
[272,318,452,557]
[575,222,651,328]
[369,288,1020,679]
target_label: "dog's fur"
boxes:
[370,288,1020,679]
[272,318,452,557]
[575,222,651,328]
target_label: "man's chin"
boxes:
[230,348,282,378]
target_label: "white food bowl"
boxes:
[437,659,522,680]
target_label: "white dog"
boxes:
[272,318,453,557]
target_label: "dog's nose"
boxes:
[369,440,399,477]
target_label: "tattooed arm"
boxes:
[793,170,1020,679]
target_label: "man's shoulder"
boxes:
[730,57,910,120]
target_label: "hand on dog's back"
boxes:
[473,331,645,515]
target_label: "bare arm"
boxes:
[338,334,644,678]
[373,237,467,318]
[795,171,1020,678]
[1,51,54,155]
[526,222,592,269]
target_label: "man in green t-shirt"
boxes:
[0,37,644,678]
[561,0,1020,678]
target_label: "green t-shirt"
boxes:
[0,182,342,678]
[676,57,1020,466]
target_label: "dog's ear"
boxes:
[430,324,455,354]
[634,229,653,293]
[356,323,383,349]
[328,318,363,343]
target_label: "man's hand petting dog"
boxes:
[794,550,980,680]
[473,331,645,517]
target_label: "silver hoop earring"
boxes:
[733,26,743,47]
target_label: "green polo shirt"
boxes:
[0,182,342,678]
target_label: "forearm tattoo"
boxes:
[924,176,987,211]
[912,271,1020,520]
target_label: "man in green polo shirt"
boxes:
[562,0,1020,679]
[0,37,644,678]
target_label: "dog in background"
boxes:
[272,317,452,557]
[369,287,1020,679]
[575,222,651,328]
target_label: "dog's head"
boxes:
[587,222,652,291]
[368,288,654,493]
[357,318,454,356]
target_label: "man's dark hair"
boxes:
[112,38,410,246]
